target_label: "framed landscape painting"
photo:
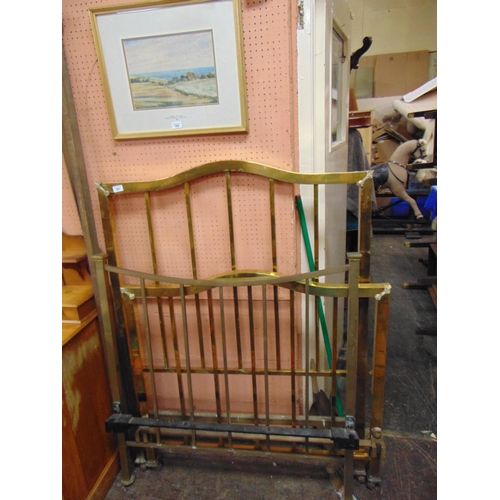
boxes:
[89,0,248,139]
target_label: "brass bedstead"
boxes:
[93,161,390,498]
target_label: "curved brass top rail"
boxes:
[96,160,372,195]
[106,262,348,287]
[102,262,390,299]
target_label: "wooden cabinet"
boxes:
[62,234,118,500]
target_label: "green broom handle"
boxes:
[295,195,344,417]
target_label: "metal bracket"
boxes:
[121,288,136,300]
[345,415,355,429]
[356,170,373,187]
[375,285,391,301]
[95,182,110,196]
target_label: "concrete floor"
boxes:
[105,233,437,499]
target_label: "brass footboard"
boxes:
[93,161,389,498]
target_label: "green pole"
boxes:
[295,195,344,417]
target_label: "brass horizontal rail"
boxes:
[142,366,348,377]
[97,160,372,195]
[153,410,346,429]
[120,281,390,299]
[106,263,347,287]
[100,262,390,299]
[124,437,339,458]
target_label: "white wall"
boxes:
[349,0,437,56]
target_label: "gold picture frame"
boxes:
[89,0,248,140]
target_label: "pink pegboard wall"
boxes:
[62,0,303,417]
[62,0,299,253]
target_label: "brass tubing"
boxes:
[355,166,376,439]
[370,295,389,430]
[263,285,271,451]
[233,288,243,369]
[107,263,350,288]
[225,172,243,370]
[356,298,369,439]
[98,161,371,195]
[313,185,319,274]
[225,172,236,269]
[119,278,389,300]
[124,437,345,458]
[180,284,196,446]
[304,278,310,454]
[184,182,197,278]
[273,287,281,369]
[331,297,339,427]
[169,297,186,418]
[145,191,169,368]
[207,289,222,421]
[313,185,320,371]
[152,410,346,428]
[344,450,355,500]
[218,286,233,448]
[314,296,320,368]
[269,181,281,370]
[195,295,206,369]
[290,289,296,427]
[358,179,373,282]
[142,366,347,377]
[96,196,139,416]
[269,179,277,271]
[92,255,123,405]
[123,297,149,416]
[345,253,361,417]
[140,278,158,419]
[184,182,206,369]
[247,286,258,424]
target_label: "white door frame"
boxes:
[297,0,352,378]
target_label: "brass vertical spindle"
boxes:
[180,284,196,447]
[344,253,361,500]
[289,289,296,428]
[184,182,206,369]
[122,297,149,416]
[96,191,139,417]
[344,449,355,500]
[269,179,281,369]
[304,278,310,454]
[313,185,320,366]
[225,172,243,369]
[262,285,270,451]
[370,295,389,430]
[331,297,339,427]
[169,297,186,418]
[218,286,233,449]
[357,179,372,439]
[358,180,373,282]
[248,286,258,426]
[356,298,369,439]
[144,192,169,368]
[92,255,134,485]
[140,278,158,420]
[345,253,361,417]
[207,289,222,422]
